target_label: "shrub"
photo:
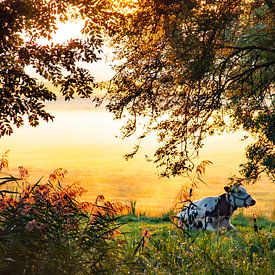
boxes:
[0,168,128,274]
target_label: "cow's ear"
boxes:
[224,186,231,193]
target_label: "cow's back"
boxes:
[178,196,221,223]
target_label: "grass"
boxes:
[118,214,275,274]
[232,213,275,231]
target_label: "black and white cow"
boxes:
[177,184,256,231]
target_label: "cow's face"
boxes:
[224,184,256,208]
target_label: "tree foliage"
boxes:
[0,0,123,136]
[107,0,275,181]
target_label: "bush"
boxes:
[0,169,128,274]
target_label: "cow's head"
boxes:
[224,184,256,208]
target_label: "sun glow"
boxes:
[32,0,138,46]
[36,20,85,46]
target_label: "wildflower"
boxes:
[133,229,152,256]
[141,229,152,247]
[49,168,68,183]
[0,197,18,209]
[22,196,36,204]
[95,195,105,204]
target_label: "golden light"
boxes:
[111,0,139,14]
[36,20,85,46]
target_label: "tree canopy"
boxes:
[0,0,124,136]
[106,0,275,182]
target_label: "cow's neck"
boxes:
[207,193,236,218]
[224,193,237,213]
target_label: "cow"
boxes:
[177,184,256,231]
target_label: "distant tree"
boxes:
[106,0,274,182]
[0,0,123,136]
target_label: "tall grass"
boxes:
[121,221,275,274]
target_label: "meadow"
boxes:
[1,1,274,273]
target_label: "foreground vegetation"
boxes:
[0,171,129,274]
[0,159,274,274]
[0,184,274,274]
[119,214,275,274]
